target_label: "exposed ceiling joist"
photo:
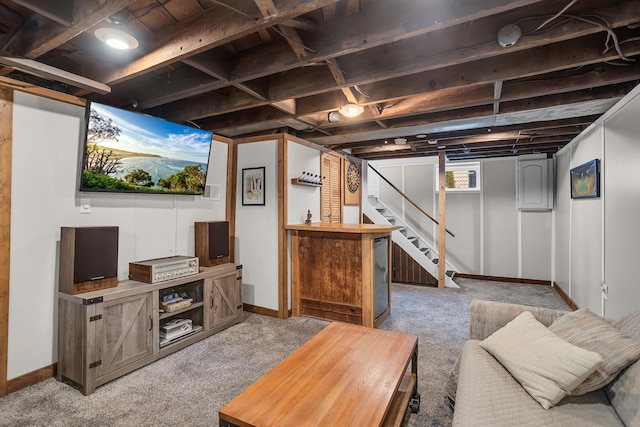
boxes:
[0,54,110,93]
[6,0,136,59]
[2,0,637,161]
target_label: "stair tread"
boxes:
[369,199,455,275]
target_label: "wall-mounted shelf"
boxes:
[291,178,323,187]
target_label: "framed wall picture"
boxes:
[242,167,265,205]
[344,161,361,205]
[570,159,600,199]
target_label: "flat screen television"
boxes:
[80,101,212,195]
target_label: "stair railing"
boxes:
[368,164,455,238]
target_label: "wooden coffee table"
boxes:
[219,322,420,427]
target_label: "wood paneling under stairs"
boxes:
[364,215,437,287]
[392,243,437,287]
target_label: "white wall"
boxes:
[405,164,435,243]
[438,193,480,273]
[236,140,279,310]
[482,159,518,278]
[554,150,571,294]
[8,92,228,379]
[555,83,640,318]
[342,205,360,224]
[521,210,552,281]
[370,157,553,280]
[603,92,640,317]
[570,129,603,313]
[287,141,321,224]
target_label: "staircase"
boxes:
[364,196,459,288]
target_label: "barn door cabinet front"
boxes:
[57,291,154,395]
[205,265,243,332]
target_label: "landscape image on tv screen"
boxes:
[81,102,212,195]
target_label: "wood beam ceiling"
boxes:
[133,0,640,132]
[1,0,637,161]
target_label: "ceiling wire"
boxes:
[207,0,253,19]
[517,12,635,63]
[602,36,640,58]
[113,0,172,24]
[362,3,633,79]
[117,0,255,24]
[531,0,579,33]
[301,116,328,133]
[353,85,370,98]
[272,27,317,53]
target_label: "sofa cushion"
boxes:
[606,309,640,427]
[479,311,603,409]
[453,340,624,427]
[614,309,640,340]
[549,309,640,395]
[605,362,640,427]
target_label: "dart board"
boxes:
[346,162,360,193]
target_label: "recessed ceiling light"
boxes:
[95,27,139,50]
[437,145,446,149]
[338,103,364,118]
[416,134,427,138]
[428,140,438,145]
[394,137,407,145]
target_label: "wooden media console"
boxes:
[57,263,243,395]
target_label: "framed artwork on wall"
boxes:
[570,159,600,199]
[242,167,265,205]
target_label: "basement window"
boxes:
[436,162,480,192]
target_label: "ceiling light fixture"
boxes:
[338,103,364,118]
[427,140,438,145]
[497,23,522,47]
[394,137,407,145]
[95,27,139,50]
[416,134,427,138]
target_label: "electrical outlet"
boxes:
[601,283,608,301]
[80,198,91,214]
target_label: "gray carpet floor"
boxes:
[0,278,570,426]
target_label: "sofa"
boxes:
[447,300,640,427]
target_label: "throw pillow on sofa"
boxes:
[549,308,640,395]
[479,311,603,409]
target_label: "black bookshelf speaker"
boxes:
[59,226,119,294]
[195,221,230,267]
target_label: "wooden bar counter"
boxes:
[286,223,398,327]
